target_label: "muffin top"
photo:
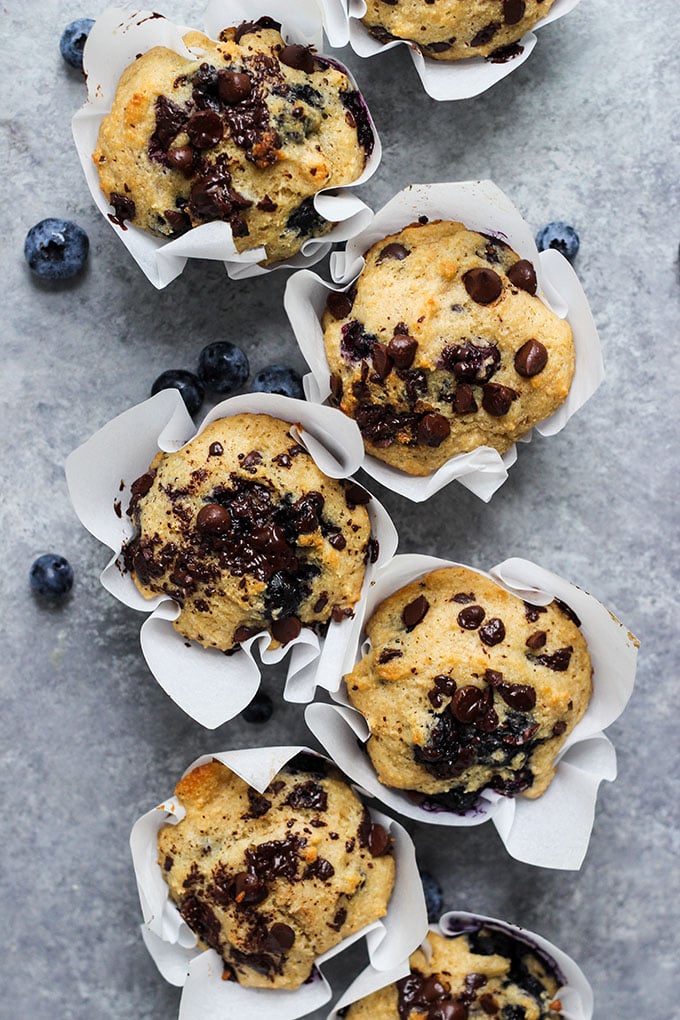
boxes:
[344,927,563,1019]
[322,220,574,476]
[344,566,592,812]
[124,414,374,651]
[93,18,373,264]
[361,0,558,62]
[158,756,395,989]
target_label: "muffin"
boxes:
[344,566,592,813]
[323,220,574,476]
[123,413,375,650]
[93,17,374,264]
[158,755,395,989]
[343,927,564,1018]
[361,0,558,62]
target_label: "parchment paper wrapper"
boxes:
[305,554,638,869]
[285,180,603,503]
[72,1,382,289]
[65,390,398,728]
[318,0,583,101]
[328,910,593,1019]
[130,745,428,1019]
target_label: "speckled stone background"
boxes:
[3,1,679,1018]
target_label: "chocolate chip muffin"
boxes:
[158,755,395,989]
[361,0,558,62]
[344,566,592,813]
[124,413,375,650]
[343,927,564,1019]
[323,220,574,476]
[93,17,374,264]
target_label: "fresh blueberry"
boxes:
[60,18,95,70]
[197,341,249,394]
[30,554,74,598]
[250,365,304,400]
[24,219,89,280]
[419,870,444,922]
[241,691,274,724]
[151,370,205,416]
[535,221,580,261]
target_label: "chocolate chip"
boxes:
[503,0,526,25]
[196,503,230,534]
[130,471,155,498]
[331,605,353,623]
[452,592,475,604]
[266,923,296,953]
[514,339,548,377]
[387,333,417,368]
[280,44,315,74]
[452,384,478,414]
[429,689,444,708]
[164,209,192,236]
[110,192,135,226]
[166,145,194,171]
[465,973,487,992]
[428,1004,469,1020]
[524,601,548,622]
[402,595,430,630]
[457,605,485,629]
[471,22,500,46]
[525,630,547,649]
[231,872,268,906]
[328,531,347,550]
[367,822,390,856]
[233,625,260,643]
[345,482,371,509]
[450,685,487,723]
[376,242,410,264]
[326,290,354,320]
[434,674,457,695]
[329,372,343,402]
[417,412,451,447]
[479,993,500,1015]
[371,343,393,380]
[479,617,506,645]
[186,110,224,149]
[422,976,447,1002]
[217,69,252,103]
[462,267,503,304]
[271,616,302,644]
[506,258,537,293]
[484,668,503,685]
[498,682,536,711]
[482,383,518,416]
[552,720,567,736]
[535,646,573,671]
[554,597,582,627]
[378,648,403,664]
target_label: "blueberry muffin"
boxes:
[93,17,374,264]
[343,927,564,1019]
[344,566,592,813]
[158,755,395,989]
[323,220,574,476]
[362,0,558,62]
[123,414,375,650]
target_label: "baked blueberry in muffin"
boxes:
[344,566,592,813]
[343,926,565,1018]
[362,0,558,63]
[93,18,374,263]
[323,220,574,476]
[123,414,375,650]
[158,755,395,989]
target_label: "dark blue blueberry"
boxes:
[24,219,89,280]
[419,869,444,922]
[250,365,304,399]
[197,341,249,394]
[30,554,74,598]
[241,691,274,724]
[151,370,205,416]
[535,221,580,261]
[60,18,95,70]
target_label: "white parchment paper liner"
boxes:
[285,179,603,503]
[130,745,428,1019]
[65,390,398,728]
[328,910,593,1019]
[72,1,382,289]
[305,553,638,870]
[319,0,582,101]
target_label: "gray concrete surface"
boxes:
[2,1,678,1017]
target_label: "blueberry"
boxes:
[250,365,304,399]
[60,18,95,70]
[24,219,89,280]
[197,341,249,394]
[151,370,205,416]
[419,870,444,922]
[535,221,580,261]
[241,691,274,724]
[30,554,74,598]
